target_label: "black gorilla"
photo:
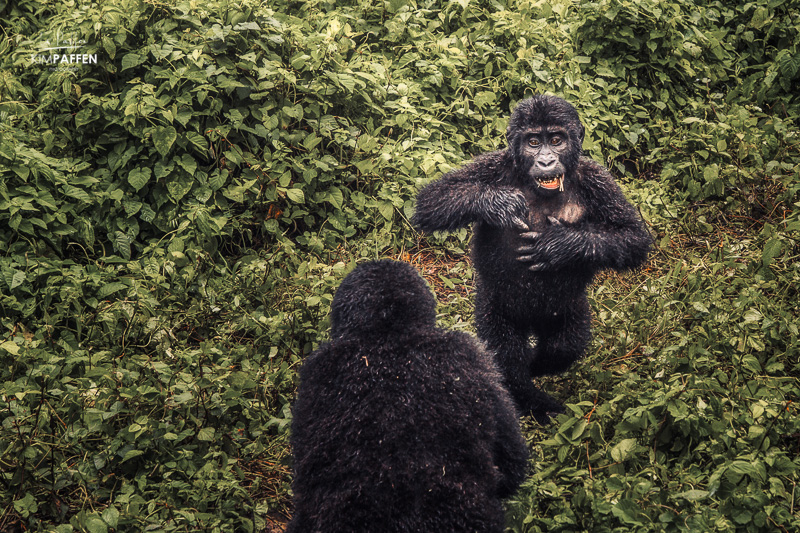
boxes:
[287,260,529,533]
[413,95,652,423]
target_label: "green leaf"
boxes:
[234,21,260,31]
[172,391,194,404]
[167,174,193,201]
[741,354,762,373]
[303,132,321,151]
[596,66,616,77]
[743,309,763,324]
[750,7,769,30]
[13,493,38,518]
[102,35,116,59]
[0,341,20,355]
[732,509,753,525]
[762,238,782,265]
[121,449,144,462]
[570,418,588,441]
[474,91,496,108]
[154,160,174,180]
[85,515,108,533]
[74,108,96,129]
[63,185,91,203]
[378,202,394,220]
[10,270,25,290]
[610,438,638,462]
[291,54,309,70]
[178,154,197,175]
[286,188,305,203]
[325,187,344,210]
[152,126,178,157]
[113,231,132,260]
[98,282,128,299]
[123,199,143,216]
[186,131,209,152]
[703,165,719,182]
[128,167,151,191]
[676,489,709,501]
[197,427,215,441]
[610,498,644,526]
[282,104,304,120]
[121,53,144,71]
[209,169,228,190]
[102,506,120,527]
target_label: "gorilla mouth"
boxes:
[536,175,564,191]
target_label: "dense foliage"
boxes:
[1,0,798,531]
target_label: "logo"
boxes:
[30,30,98,71]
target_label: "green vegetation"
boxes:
[1,0,798,531]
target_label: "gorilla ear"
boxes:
[578,124,585,144]
[506,124,517,148]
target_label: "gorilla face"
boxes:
[506,95,586,196]
[519,126,570,192]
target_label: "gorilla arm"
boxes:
[412,150,530,233]
[517,159,652,272]
[451,331,529,498]
[491,386,530,498]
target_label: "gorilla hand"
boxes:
[480,186,530,230]
[516,216,576,271]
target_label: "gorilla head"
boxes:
[506,95,586,196]
[329,259,437,338]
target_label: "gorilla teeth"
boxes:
[538,174,564,191]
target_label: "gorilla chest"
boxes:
[522,189,585,230]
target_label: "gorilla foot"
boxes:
[525,387,565,424]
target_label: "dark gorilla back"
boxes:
[287,259,529,533]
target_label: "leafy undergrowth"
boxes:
[509,213,800,532]
[1,0,799,531]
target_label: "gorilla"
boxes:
[412,95,652,423]
[287,260,529,533]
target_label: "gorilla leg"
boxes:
[529,297,591,377]
[475,291,564,423]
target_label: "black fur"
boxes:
[287,260,529,533]
[413,95,652,423]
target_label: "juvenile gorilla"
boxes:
[413,95,652,423]
[287,260,529,533]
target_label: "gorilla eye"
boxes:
[528,138,540,147]
[551,136,563,146]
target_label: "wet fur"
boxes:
[287,260,529,532]
[413,95,652,422]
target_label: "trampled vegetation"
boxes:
[0,0,798,531]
